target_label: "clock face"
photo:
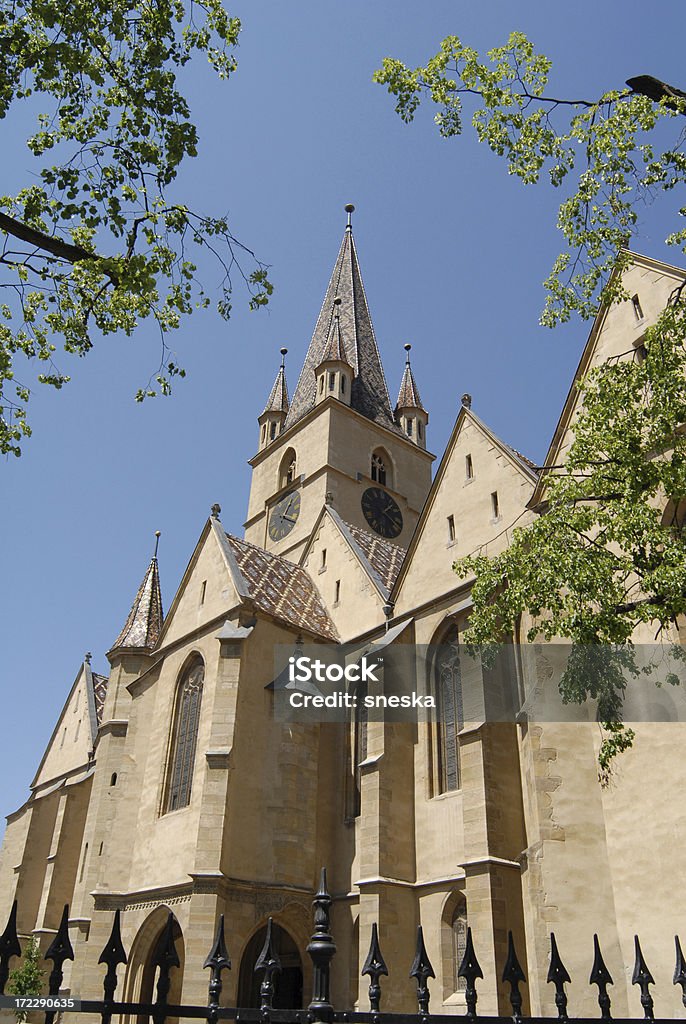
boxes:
[268,490,301,541]
[361,487,403,539]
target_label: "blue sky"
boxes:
[2,0,685,818]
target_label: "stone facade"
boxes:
[1,226,685,1019]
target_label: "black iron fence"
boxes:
[0,868,685,1024]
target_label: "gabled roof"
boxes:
[529,248,686,508]
[302,505,406,600]
[111,554,163,652]
[390,403,538,602]
[225,534,339,641]
[284,223,397,432]
[263,363,290,415]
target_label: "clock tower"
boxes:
[244,207,434,561]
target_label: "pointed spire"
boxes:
[263,348,290,414]
[319,299,351,366]
[111,534,163,652]
[396,344,426,412]
[285,206,396,432]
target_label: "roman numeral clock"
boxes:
[361,486,403,539]
[268,490,301,541]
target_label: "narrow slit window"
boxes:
[406,418,413,436]
[418,420,422,440]
[269,421,277,440]
[200,580,207,605]
[447,515,456,543]
[341,375,346,395]
[465,454,473,479]
[79,843,88,883]
[164,660,204,813]
[632,294,644,321]
[321,549,327,570]
[334,580,341,604]
[329,371,336,391]
[491,491,500,519]
[319,375,324,394]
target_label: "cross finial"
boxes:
[280,347,288,368]
[344,203,355,229]
[461,393,472,409]
[211,503,221,520]
[404,343,412,364]
[153,530,161,558]
[84,651,92,665]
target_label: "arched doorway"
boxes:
[124,908,185,1024]
[237,923,303,1009]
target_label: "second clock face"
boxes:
[268,490,301,541]
[361,487,403,539]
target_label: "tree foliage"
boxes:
[8,936,44,1021]
[375,33,686,774]
[0,0,271,456]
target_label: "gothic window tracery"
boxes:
[371,450,390,487]
[433,623,463,793]
[279,449,297,489]
[164,659,204,813]
[451,898,468,992]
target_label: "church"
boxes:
[2,207,686,1019]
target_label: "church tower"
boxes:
[244,207,434,560]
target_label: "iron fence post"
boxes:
[307,868,336,1023]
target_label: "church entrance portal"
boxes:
[237,923,303,1008]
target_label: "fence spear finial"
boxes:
[44,905,75,1024]
[409,925,435,1016]
[362,923,388,1012]
[255,918,281,1019]
[98,909,128,1001]
[590,934,613,1022]
[458,927,483,1020]
[502,931,526,1022]
[204,914,231,1023]
[632,936,655,1020]
[547,932,571,1021]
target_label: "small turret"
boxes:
[258,348,290,451]
[395,344,428,449]
[110,532,163,652]
[314,298,354,407]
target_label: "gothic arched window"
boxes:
[371,449,391,488]
[164,659,204,813]
[279,448,297,489]
[432,623,463,793]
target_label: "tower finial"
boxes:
[153,530,161,558]
[280,347,288,368]
[344,203,355,230]
[404,343,412,364]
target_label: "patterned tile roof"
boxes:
[284,226,398,433]
[263,364,289,414]
[343,521,407,593]
[319,307,350,365]
[111,556,163,651]
[226,535,338,641]
[396,361,426,412]
[91,673,109,725]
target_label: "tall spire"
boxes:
[263,347,290,414]
[111,534,163,652]
[284,205,396,432]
